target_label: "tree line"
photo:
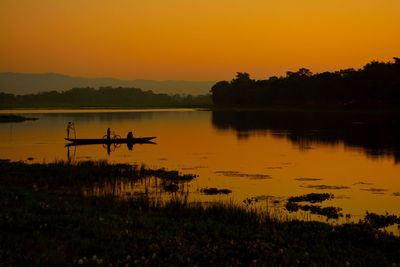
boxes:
[0,87,212,108]
[211,58,400,108]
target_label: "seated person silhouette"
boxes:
[127,131,133,141]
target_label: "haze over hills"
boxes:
[0,73,215,96]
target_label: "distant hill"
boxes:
[0,72,215,96]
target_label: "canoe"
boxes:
[65,136,156,145]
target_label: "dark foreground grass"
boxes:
[1,160,400,266]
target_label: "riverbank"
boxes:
[3,105,400,112]
[0,114,38,122]
[209,105,400,114]
[1,159,399,266]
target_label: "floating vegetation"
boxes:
[181,166,207,170]
[334,195,351,199]
[360,188,388,194]
[285,193,342,219]
[302,184,350,190]
[353,181,373,185]
[364,212,400,228]
[215,171,239,175]
[190,153,212,159]
[286,203,343,220]
[242,174,271,179]
[295,177,322,181]
[288,193,333,203]
[139,166,197,182]
[214,171,271,179]
[243,195,282,206]
[201,187,232,195]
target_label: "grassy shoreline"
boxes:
[209,106,400,114]
[0,104,213,110]
[2,105,400,113]
[1,159,400,265]
[0,114,38,122]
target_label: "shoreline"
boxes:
[2,105,400,114]
[0,114,38,122]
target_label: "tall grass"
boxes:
[0,159,196,194]
[1,159,400,265]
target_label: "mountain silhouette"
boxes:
[0,72,215,95]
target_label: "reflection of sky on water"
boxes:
[1,109,400,233]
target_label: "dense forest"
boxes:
[211,58,400,108]
[0,87,212,108]
[2,58,399,109]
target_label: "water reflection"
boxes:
[67,141,156,160]
[212,111,400,163]
[1,109,400,230]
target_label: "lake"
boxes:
[1,109,400,229]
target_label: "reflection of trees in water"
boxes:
[212,111,400,163]
[46,111,155,123]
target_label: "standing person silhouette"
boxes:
[67,122,74,139]
[107,128,111,141]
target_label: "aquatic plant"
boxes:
[302,205,342,219]
[364,212,400,228]
[288,193,333,203]
[360,188,388,194]
[285,193,342,219]
[294,177,322,181]
[214,171,271,179]
[303,184,350,190]
[200,187,232,195]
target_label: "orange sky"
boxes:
[0,0,399,81]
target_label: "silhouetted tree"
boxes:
[211,57,400,109]
[0,87,212,108]
[210,81,231,106]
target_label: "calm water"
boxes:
[1,109,400,228]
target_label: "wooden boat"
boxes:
[65,136,156,145]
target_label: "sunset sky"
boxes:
[1,0,399,81]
